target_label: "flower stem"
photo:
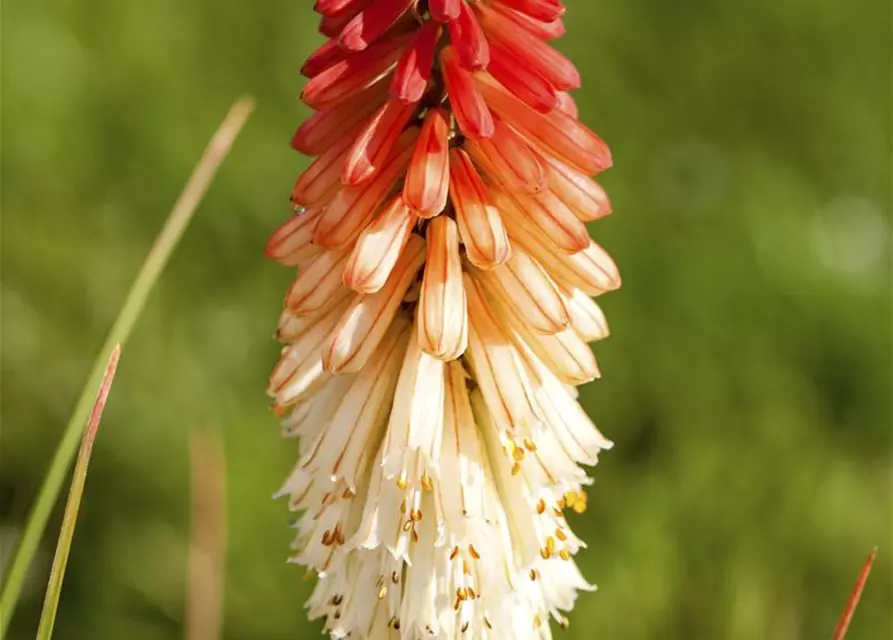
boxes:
[0,96,255,637]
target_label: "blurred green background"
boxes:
[2,0,890,638]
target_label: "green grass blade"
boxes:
[0,97,255,637]
[35,345,121,640]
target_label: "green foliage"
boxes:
[1,0,889,638]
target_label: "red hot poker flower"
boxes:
[267,1,621,637]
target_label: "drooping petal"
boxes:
[503,213,622,295]
[301,34,408,110]
[428,0,461,22]
[417,216,468,361]
[490,1,566,40]
[403,107,450,216]
[297,318,410,491]
[493,187,591,254]
[314,127,417,248]
[390,20,442,102]
[475,3,579,91]
[561,285,610,342]
[338,0,415,52]
[268,294,355,406]
[476,71,611,175]
[555,90,578,118]
[543,152,613,222]
[471,246,570,334]
[440,46,494,140]
[322,233,426,373]
[277,288,354,343]
[482,276,601,386]
[448,1,490,70]
[486,37,558,113]
[463,272,543,437]
[291,130,357,208]
[463,115,547,194]
[301,39,348,78]
[291,82,387,155]
[286,247,352,315]
[380,326,447,479]
[342,195,417,294]
[342,97,418,185]
[318,0,373,36]
[314,0,367,15]
[265,210,322,267]
[448,147,512,269]
[493,0,566,22]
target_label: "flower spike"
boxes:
[267,1,623,637]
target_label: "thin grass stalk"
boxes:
[35,346,121,640]
[0,97,255,636]
[185,426,227,640]
[832,547,878,640]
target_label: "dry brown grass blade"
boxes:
[831,547,878,640]
[185,426,227,640]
